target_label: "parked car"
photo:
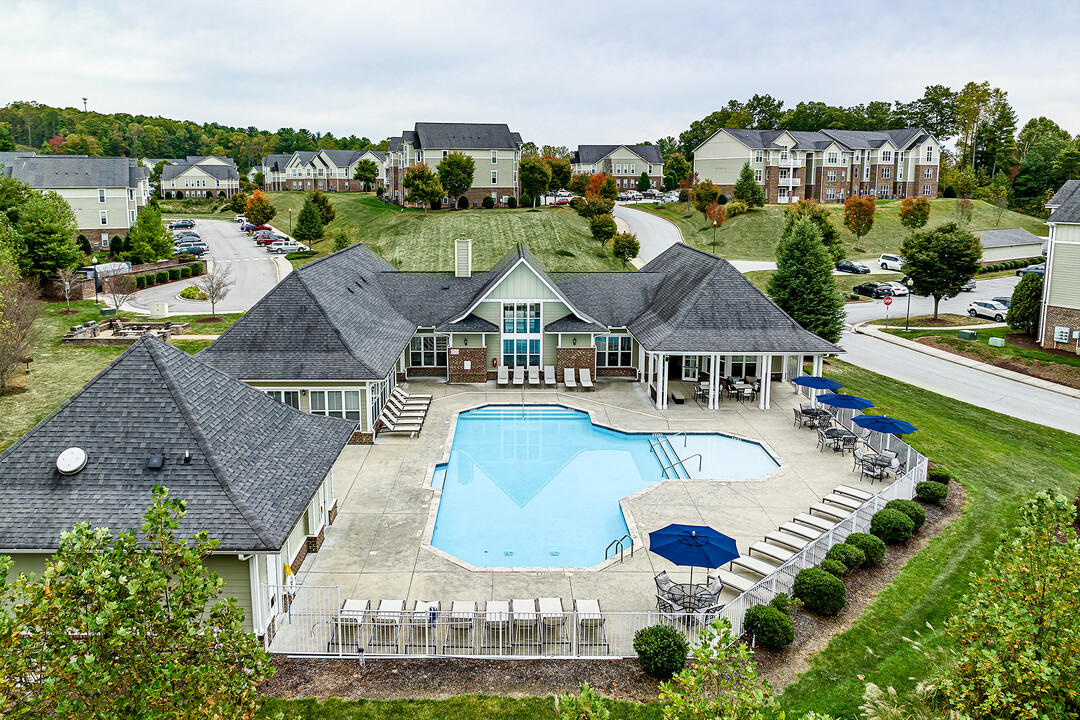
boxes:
[555,197,570,205]
[992,296,1012,308]
[174,231,201,240]
[168,219,195,229]
[853,282,895,299]
[256,235,287,246]
[1016,263,1045,277]
[968,300,1008,322]
[879,253,905,271]
[836,259,870,274]
[616,192,629,201]
[241,223,270,232]
[252,229,278,239]
[961,278,977,291]
[643,188,661,199]
[268,240,309,254]
[234,214,246,223]
[881,281,909,296]
[174,240,208,251]
[173,244,207,256]
[556,189,572,198]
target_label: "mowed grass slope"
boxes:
[636,198,1048,261]
[266,193,622,272]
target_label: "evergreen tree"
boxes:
[293,197,324,244]
[13,189,80,280]
[637,171,651,192]
[783,200,843,263]
[766,217,845,343]
[1007,273,1043,336]
[732,162,764,207]
[123,205,173,264]
[599,175,618,200]
[308,190,335,225]
[589,214,617,248]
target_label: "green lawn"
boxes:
[742,269,903,295]
[635,199,1047,261]
[260,695,662,720]
[266,192,623,272]
[887,326,1080,369]
[778,359,1080,717]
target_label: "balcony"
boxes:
[777,175,802,186]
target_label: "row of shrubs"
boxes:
[133,262,203,289]
[978,257,1044,274]
[163,191,228,200]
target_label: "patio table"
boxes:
[671,583,717,612]
[803,407,831,419]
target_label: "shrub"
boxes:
[568,196,585,212]
[844,532,886,566]
[725,199,748,217]
[943,185,957,198]
[506,195,518,209]
[589,214,617,247]
[820,559,846,577]
[135,275,146,289]
[376,185,384,197]
[769,593,794,615]
[632,624,687,679]
[456,195,469,210]
[885,498,926,530]
[793,567,846,615]
[284,250,317,260]
[179,285,206,300]
[168,268,180,282]
[519,193,533,208]
[155,270,169,284]
[916,480,949,504]
[175,191,184,200]
[430,198,442,210]
[188,262,203,276]
[144,274,156,287]
[743,605,794,649]
[717,193,728,205]
[481,195,495,209]
[825,543,865,573]
[180,266,191,279]
[163,191,173,200]
[870,507,915,544]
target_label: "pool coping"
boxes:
[419,401,786,574]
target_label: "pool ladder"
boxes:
[605,534,634,563]
[649,435,701,479]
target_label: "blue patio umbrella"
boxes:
[649,524,740,586]
[817,393,874,410]
[792,375,845,390]
[852,414,918,435]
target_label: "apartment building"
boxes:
[160,155,240,199]
[259,149,389,193]
[1,153,150,252]
[388,123,522,207]
[693,128,940,204]
[1039,180,1080,351]
[570,145,665,190]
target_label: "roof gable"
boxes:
[414,123,520,150]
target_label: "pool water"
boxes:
[430,405,778,568]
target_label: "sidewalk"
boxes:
[853,322,1080,400]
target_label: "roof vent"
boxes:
[182,450,192,465]
[455,237,472,278]
[147,454,165,470]
[56,447,88,475]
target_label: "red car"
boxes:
[241,223,270,232]
[256,234,287,245]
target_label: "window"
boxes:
[863,167,870,181]
[826,170,837,183]
[265,390,300,409]
[595,336,632,367]
[129,210,136,224]
[99,211,108,225]
[127,188,133,200]
[924,167,934,179]
[825,188,837,200]
[923,184,932,196]
[501,303,541,367]
[442,150,448,159]
[415,151,422,164]
[754,169,763,183]
[309,390,361,422]
[629,164,635,175]
[778,187,788,199]
[491,170,497,184]
[491,150,498,164]
[881,167,891,179]
[410,336,448,367]
[897,151,905,163]
[647,164,653,174]
[881,150,892,163]
[101,233,109,248]
[96,188,106,203]
[780,150,788,162]
[879,184,890,197]
[827,151,838,164]
[925,146,934,162]
[855,151,862,163]
[754,151,763,164]
[897,166,904,180]
[722,355,758,378]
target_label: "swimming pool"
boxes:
[429,405,779,568]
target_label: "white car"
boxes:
[882,281,909,296]
[234,214,246,223]
[879,253,905,271]
[967,300,1008,322]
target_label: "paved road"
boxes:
[612,204,684,264]
[838,330,1080,435]
[128,219,281,314]
[844,275,1021,325]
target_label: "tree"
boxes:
[658,618,773,720]
[901,222,982,319]
[899,197,931,235]
[519,141,539,158]
[589,214,617,248]
[584,173,607,199]
[1007,273,1043,336]
[0,175,32,225]
[664,153,691,190]
[123,205,173,264]
[227,192,248,214]
[0,123,15,152]
[308,190,336,225]
[519,157,551,207]
[437,151,475,206]
[954,81,994,169]
[0,485,274,718]
[599,175,618,200]
[352,159,378,189]
[13,189,80,280]
[767,217,845,344]
[842,196,876,252]
[104,273,138,314]
[692,180,720,213]
[332,230,351,253]
[706,202,726,252]
[732,162,764,207]
[244,189,276,225]
[194,262,235,319]
[568,173,590,196]
[953,198,974,227]
[937,491,1080,720]
[612,232,640,266]
[783,200,843,264]
[546,157,572,191]
[293,197,324,244]
[402,162,444,211]
[637,171,651,193]
[56,266,78,312]
[0,262,40,391]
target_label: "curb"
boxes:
[852,322,1080,400]
[270,255,292,283]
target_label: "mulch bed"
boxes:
[194,316,224,323]
[916,335,1080,390]
[262,488,965,703]
[56,309,82,315]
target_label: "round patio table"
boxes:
[672,583,716,611]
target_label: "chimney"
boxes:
[455,237,472,278]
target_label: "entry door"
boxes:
[682,356,699,381]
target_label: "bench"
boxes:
[670,390,685,405]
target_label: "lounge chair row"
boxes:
[377,388,433,437]
[496,365,595,390]
[326,597,609,655]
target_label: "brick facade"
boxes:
[447,346,488,383]
[461,186,518,207]
[42,277,94,302]
[328,500,338,525]
[306,525,325,553]
[556,347,596,380]
[1040,305,1080,350]
[290,541,308,574]
[79,227,130,253]
[596,366,636,378]
[407,365,447,379]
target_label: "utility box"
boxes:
[149,302,168,318]
[100,307,116,318]
[988,336,1006,347]
[958,329,977,340]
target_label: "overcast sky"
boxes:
[3,0,1077,149]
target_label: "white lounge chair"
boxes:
[579,368,594,390]
[823,493,862,511]
[378,415,422,437]
[481,600,511,653]
[574,599,608,654]
[511,598,541,652]
[538,597,569,649]
[779,521,822,541]
[709,569,756,594]
[528,367,541,387]
[384,401,426,420]
[445,601,476,651]
[729,555,781,577]
[793,513,836,532]
[393,387,432,401]
[764,530,809,551]
[390,391,429,408]
[563,367,577,389]
[368,599,404,652]
[497,365,509,387]
[834,484,873,502]
[749,541,794,564]
[382,408,425,429]
[543,365,556,387]
[405,600,440,654]
[810,502,852,521]
[512,367,525,386]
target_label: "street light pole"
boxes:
[712,220,717,253]
[905,278,914,331]
[91,255,99,305]
[289,208,292,235]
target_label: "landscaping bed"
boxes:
[868,313,991,327]
[913,333,1080,389]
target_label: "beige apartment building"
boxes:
[570,145,665,190]
[160,155,240,199]
[693,128,940,204]
[259,149,389,193]
[1040,181,1080,351]
[388,123,523,207]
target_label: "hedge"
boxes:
[481,195,495,209]
[135,275,146,289]
[180,267,191,279]
[507,195,518,209]
[144,274,156,287]
[870,507,915,544]
[188,262,203,276]
[155,271,169,284]
[820,559,847,577]
[844,532,886,565]
[168,268,181,282]
[927,467,951,485]
[885,498,926,530]
[793,567,846,615]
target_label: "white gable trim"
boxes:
[449,257,602,326]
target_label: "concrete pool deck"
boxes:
[296,378,873,612]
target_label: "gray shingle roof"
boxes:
[551,272,664,327]
[973,228,1046,248]
[544,315,607,333]
[1047,180,1080,223]
[0,336,354,552]
[185,155,237,168]
[6,156,144,189]
[262,153,294,172]
[572,144,664,166]
[414,123,520,150]
[161,163,238,181]
[319,149,365,167]
[437,314,499,333]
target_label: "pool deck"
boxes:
[296,378,876,612]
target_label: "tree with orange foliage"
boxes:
[585,172,607,199]
[706,202,726,252]
[843,196,876,252]
[244,189,276,225]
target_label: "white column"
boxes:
[763,354,773,409]
[781,353,790,383]
[758,355,769,410]
[811,355,824,407]
[660,355,669,410]
[248,554,263,634]
[709,353,719,409]
[648,353,656,400]
[637,345,646,384]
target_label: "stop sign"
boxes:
[883,296,893,306]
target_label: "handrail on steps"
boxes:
[605,534,634,562]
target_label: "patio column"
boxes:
[811,355,824,407]
[760,354,773,409]
[648,352,656,404]
[708,353,719,409]
[781,353,790,383]
[638,346,646,384]
[659,354,668,410]
[758,355,769,409]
